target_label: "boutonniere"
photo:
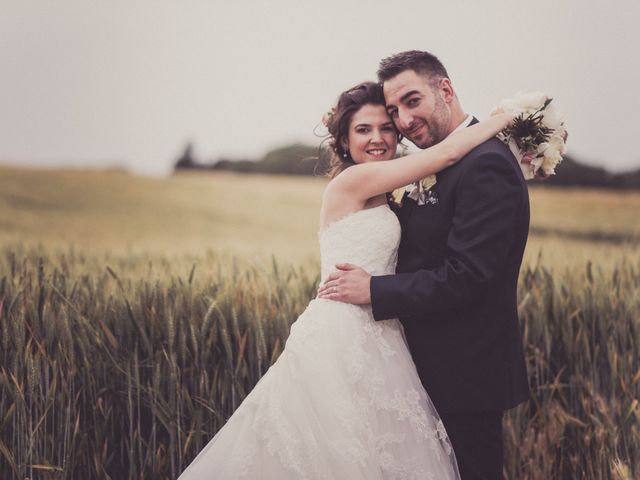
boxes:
[407,174,438,206]
[390,187,406,207]
[389,175,438,208]
[419,174,437,192]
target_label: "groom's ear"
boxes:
[438,78,456,104]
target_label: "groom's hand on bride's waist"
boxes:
[316,263,372,304]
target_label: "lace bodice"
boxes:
[319,205,400,281]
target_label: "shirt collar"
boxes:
[448,114,473,137]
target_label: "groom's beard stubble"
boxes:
[407,97,451,150]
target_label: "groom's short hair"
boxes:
[377,50,449,86]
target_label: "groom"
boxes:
[318,50,530,479]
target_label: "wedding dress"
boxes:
[178,204,460,479]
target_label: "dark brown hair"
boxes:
[323,81,390,178]
[377,50,449,87]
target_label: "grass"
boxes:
[0,249,637,479]
[0,166,639,478]
[0,248,318,479]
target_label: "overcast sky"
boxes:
[2,0,639,175]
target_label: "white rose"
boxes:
[541,105,563,130]
[514,91,548,110]
[541,149,562,175]
[541,163,557,176]
[537,142,551,155]
[548,133,567,155]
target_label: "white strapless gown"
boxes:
[178,205,460,479]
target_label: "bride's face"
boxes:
[345,104,398,164]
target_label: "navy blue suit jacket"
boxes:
[371,119,530,413]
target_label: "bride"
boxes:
[178,82,513,479]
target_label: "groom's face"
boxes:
[383,70,451,149]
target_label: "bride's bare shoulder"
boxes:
[320,175,365,230]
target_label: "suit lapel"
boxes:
[399,191,416,224]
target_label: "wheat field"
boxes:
[0,166,639,479]
[1,166,638,268]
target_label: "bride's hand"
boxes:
[317,263,372,305]
[489,107,516,128]
[497,112,516,129]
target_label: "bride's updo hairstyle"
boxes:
[323,81,397,178]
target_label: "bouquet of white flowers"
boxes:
[492,92,568,180]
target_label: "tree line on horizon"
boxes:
[173,142,640,189]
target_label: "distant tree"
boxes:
[545,156,610,187]
[612,168,640,189]
[209,143,321,176]
[545,155,640,189]
[174,142,199,170]
[259,143,319,175]
[212,159,260,173]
